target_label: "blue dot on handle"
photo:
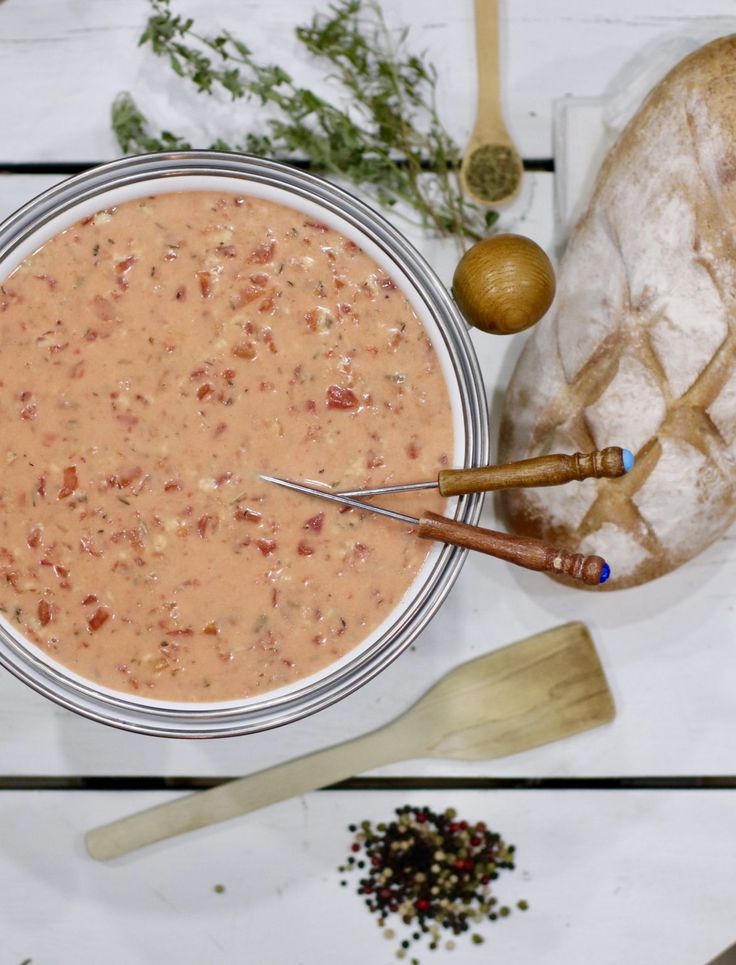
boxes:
[599,563,611,584]
[622,449,635,473]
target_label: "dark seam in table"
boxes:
[0,158,555,176]
[0,775,734,791]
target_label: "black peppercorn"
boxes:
[339,806,524,955]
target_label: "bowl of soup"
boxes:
[0,152,488,736]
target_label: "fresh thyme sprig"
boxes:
[112,0,498,241]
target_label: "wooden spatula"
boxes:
[86,623,614,861]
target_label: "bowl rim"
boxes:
[0,151,489,737]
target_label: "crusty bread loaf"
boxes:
[499,36,736,589]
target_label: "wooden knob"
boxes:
[452,234,556,335]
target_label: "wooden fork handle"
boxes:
[437,447,630,497]
[418,512,609,585]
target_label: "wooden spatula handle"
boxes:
[85,726,406,861]
[437,447,631,496]
[417,512,609,585]
[474,0,501,121]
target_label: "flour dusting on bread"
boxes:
[499,36,736,588]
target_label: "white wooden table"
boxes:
[1,2,735,963]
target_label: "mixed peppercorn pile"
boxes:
[339,806,527,958]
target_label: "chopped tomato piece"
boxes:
[115,255,137,274]
[58,466,78,500]
[248,240,276,264]
[326,385,358,409]
[197,271,213,298]
[197,515,214,538]
[235,506,261,523]
[88,607,110,632]
[230,285,262,309]
[119,466,142,488]
[37,600,52,626]
[303,513,324,533]
[297,540,315,556]
[255,538,277,556]
[232,342,257,360]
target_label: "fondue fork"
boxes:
[336,446,634,498]
[260,474,611,585]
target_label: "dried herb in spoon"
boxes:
[465,144,522,204]
[112,0,498,243]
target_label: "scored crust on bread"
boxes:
[498,36,736,589]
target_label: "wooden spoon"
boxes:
[86,623,614,861]
[459,0,523,206]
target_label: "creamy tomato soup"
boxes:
[0,192,453,701]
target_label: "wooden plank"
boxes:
[2,0,736,162]
[0,171,735,778]
[1,788,735,963]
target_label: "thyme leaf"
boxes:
[112,0,498,242]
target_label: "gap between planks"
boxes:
[0,158,555,176]
[0,775,734,791]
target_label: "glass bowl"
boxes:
[0,152,488,736]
